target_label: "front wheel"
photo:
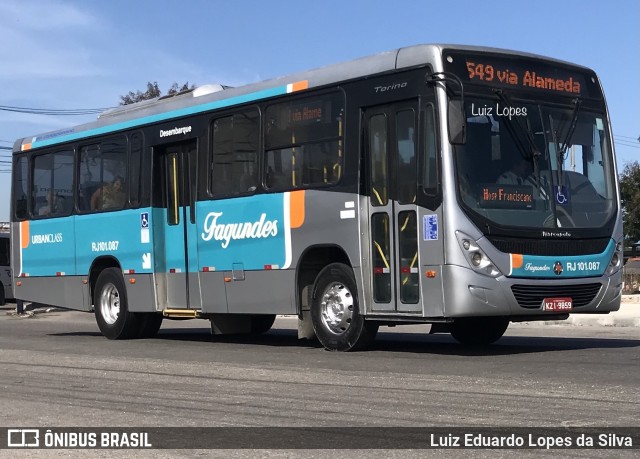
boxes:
[94,268,139,339]
[449,317,509,346]
[311,263,378,351]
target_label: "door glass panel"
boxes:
[423,106,438,192]
[371,213,391,302]
[396,110,417,204]
[398,210,419,304]
[167,153,179,225]
[369,114,388,207]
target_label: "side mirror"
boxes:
[448,100,466,145]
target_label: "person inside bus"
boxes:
[38,190,57,216]
[497,155,549,199]
[91,176,126,210]
[497,155,534,185]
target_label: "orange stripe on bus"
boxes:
[21,221,30,249]
[289,190,306,229]
[511,253,523,269]
[291,80,308,92]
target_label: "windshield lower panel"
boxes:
[455,96,616,233]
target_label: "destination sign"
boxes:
[289,100,325,125]
[479,184,535,209]
[443,50,601,99]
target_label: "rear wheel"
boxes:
[449,317,509,346]
[94,268,139,339]
[0,285,5,306]
[311,263,378,351]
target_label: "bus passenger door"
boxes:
[365,103,421,313]
[155,140,201,310]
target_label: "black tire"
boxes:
[94,268,139,340]
[0,285,5,306]
[449,317,509,346]
[135,313,163,338]
[249,314,276,334]
[311,263,378,351]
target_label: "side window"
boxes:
[78,136,127,212]
[210,110,259,197]
[0,238,9,265]
[12,155,28,221]
[264,92,344,191]
[129,132,143,207]
[423,105,438,193]
[32,150,74,218]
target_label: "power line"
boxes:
[0,104,115,116]
[614,136,639,143]
[615,140,640,149]
[616,134,640,141]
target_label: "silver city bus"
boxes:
[10,44,622,350]
[0,230,14,305]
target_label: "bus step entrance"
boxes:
[162,309,201,319]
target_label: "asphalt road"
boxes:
[0,306,638,458]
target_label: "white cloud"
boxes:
[0,0,98,31]
[0,1,107,80]
[0,29,103,80]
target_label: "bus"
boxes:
[0,230,14,305]
[10,44,622,350]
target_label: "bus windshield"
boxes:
[455,96,616,230]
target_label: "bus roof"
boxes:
[13,43,595,152]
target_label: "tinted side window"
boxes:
[13,155,28,221]
[129,132,143,207]
[32,150,74,218]
[264,92,344,191]
[423,105,438,193]
[210,110,259,197]
[0,238,9,265]
[78,137,127,212]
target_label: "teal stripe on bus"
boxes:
[31,84,292,149]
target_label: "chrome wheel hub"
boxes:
[99,283,120,325]
[320,282,354,334]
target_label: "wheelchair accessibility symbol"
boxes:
[554,186,569,205]
[140,212,150,244]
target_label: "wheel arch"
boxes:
[295,244,353,315]
[88,256,122,307]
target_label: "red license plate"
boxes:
[543,297,573,311]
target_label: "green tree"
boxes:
[619,161,640,246]
[119,81,195,105]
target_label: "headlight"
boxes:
[456,231,502,278]
[606,241,623,276]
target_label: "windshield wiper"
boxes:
[549,98,582,186]
[495,90,539,159]
[494,90,546,199]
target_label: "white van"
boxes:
[0,232,13,305]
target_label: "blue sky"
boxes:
[1,0,638,221]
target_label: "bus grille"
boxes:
[487,237,609,256]
[511,283,602,309]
